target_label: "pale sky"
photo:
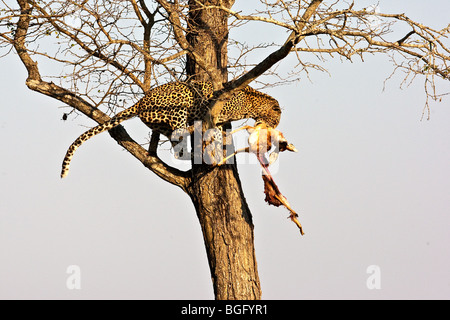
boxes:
[0,0,449,299]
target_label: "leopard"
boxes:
[60,81,282,178]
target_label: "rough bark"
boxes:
[188,165,261,300]
[185,0,262,300]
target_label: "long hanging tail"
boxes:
[60,108,137,178]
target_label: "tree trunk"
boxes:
[185,0,262,300]
[188,165,261,300]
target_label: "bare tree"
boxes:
[1,0,448,299]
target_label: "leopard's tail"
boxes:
[61,106,138,178]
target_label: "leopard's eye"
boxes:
[272,105,281,112]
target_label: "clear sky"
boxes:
[0,0,449,299]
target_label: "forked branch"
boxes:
[12,0,190,191]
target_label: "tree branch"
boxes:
[208,0,324,123]
[202,1,448,123]
[228,0,323,88]
[155,0,223,85]
[13,0,190,191]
